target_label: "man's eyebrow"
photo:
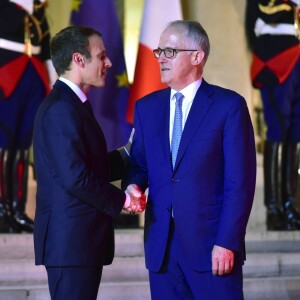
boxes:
[96,50,106,57]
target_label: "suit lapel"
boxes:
[163,94,172,168]
[54,80,106,143]
[152,89,172,169]
[78,99,107,143]
[173,80,214,171]
[161,106,171,164]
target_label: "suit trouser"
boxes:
[148,219,244,300]
[46,266,103,300]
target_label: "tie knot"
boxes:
[175,92,184,107]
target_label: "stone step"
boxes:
[0,257,147,285]
[0,230,144,260]
[0,282,151,300]
[1,230,300,284]
[245,230,300,253]
[244,253,300,278]
[1,229,300,300]
[1,229,300,260]
[1,251,300,286]
[244,277,300,300]
[1,277,300,300]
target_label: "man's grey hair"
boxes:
[167,20,210,63]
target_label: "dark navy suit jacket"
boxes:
[125,80,256,272]
[33,80,126,267]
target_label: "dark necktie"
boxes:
[171,92,184,168]
[84,100,93,115]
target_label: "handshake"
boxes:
[123,184,147,214]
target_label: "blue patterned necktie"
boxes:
[171,92,184,168]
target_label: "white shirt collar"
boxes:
[59,77,87,103]
[170,79,202,102]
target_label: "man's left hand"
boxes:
[212,245,234,276]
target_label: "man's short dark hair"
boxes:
[51,25,102,76]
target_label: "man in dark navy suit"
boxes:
[33,25,145,300]
[125,20,256,299]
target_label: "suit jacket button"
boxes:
[171,178,179,183]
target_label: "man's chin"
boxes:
[94,81,105,88]
[160,77,169,85]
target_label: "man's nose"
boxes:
[105,57,112,68]
[158,53,167,63]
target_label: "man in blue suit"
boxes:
[124,20,256,299]
[33,26,145,300]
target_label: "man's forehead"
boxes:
[88,35,103,46]
[159,30,185,47]
[89,36,105,52]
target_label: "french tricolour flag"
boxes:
[126,0,182,124]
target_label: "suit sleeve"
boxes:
[122,101,149,192]
[107,149,128,182]
[215,96,256,251]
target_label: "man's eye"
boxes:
[165,49,173,55]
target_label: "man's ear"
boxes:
[192,50,205,66]
[73,53,85,67]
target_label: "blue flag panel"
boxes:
[71,0,131,151]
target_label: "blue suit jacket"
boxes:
[33,80,126,267]
[126,80,256,272]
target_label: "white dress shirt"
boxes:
[59,77,87,103]
[169,79,202,146]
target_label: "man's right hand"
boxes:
[123,184,146,213]
[212,245,234,276]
